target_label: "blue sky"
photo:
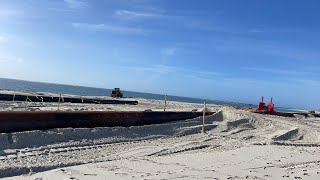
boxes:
[0,0,319,109]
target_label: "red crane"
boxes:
[257,96,265,111]
[256,96,275,114]
[267,97,275,114]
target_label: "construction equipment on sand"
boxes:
[111,88,123,98]
[257,96,265,112]
[243,96,320,118]
[256,96,275,115]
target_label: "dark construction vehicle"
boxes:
[111,88,123,98]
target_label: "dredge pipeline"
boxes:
[0,93,138,105]
[0,111,215,133]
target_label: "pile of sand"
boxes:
[1,104,320,179]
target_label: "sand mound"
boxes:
[273,128,320,143]
[220,118,256,134]
[273,128,301,141]
[226,118,255,129]
[0,112,223,150]
[211,109,261,135]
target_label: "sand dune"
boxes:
[0,97,320,179]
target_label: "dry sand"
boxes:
[0,91,320,179]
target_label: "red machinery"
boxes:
[268,98,275,114]
[257,96,265,111]
[256,96,275,114]
[253,97,320,117]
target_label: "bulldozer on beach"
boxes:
[111,88,123,98]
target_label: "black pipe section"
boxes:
[0,93,138,105]
[0,111,214,133]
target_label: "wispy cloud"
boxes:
[114,10,164,20]
[294,79,320,88]
[186,69,224,80]
[0,33,10,44]
[243,67,320,76]
[215,38,320,61]
[64,0,88,9]
[249,28,264,33]
[130,64,176,74]
[48,7,75,13]
[122,64,224,79]
[0,35,5,42]
[0,8,19,21]
[244,67,299,76]
[72,23,143,34]
[0,9,18,16]
[161,47,177,56]
[0,54,22,63]
[126,65,298,87]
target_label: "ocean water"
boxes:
[0,78,297,112]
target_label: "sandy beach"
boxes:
[2,0,320,179]
[0,91,320,179]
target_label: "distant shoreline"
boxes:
[0,77,311,111]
